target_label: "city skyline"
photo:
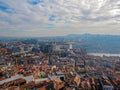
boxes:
[0,0,120,37]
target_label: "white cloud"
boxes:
[0,0,120,36]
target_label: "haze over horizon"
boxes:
[0,0,120,37]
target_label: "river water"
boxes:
[88,53,120,57]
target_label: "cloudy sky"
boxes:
[0,0,120,37]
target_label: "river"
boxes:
[87,53,120,57]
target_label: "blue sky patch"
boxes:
[49,15,56,21]
[0,2,8,11]
[28,0,43,5]
[0,1,14,13]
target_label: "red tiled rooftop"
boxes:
[8,86,19,90]
[21,81,35,88]
[37,86,46,90]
